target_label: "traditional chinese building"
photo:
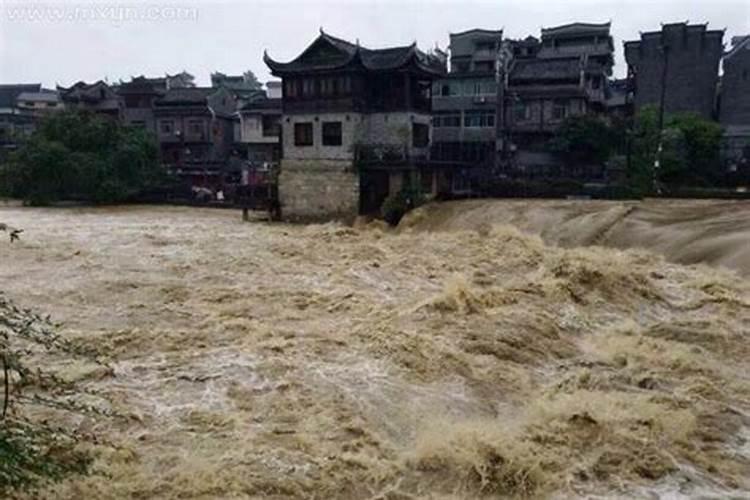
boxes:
[264,29,446,220]
[153,86,237,188]
[57,81,122,120]
[624,23,723,119]
[117,76,167,132]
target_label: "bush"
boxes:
[381,185,425,226]
[0,292,106,493]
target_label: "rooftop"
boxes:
[541,22,612,38]
[155,87,215,105]
[264,30,446,76]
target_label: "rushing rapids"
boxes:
[0,201,748,498]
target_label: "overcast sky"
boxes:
[1,0,748,88]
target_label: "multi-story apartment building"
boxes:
[265,30,446,220]
[432,30,501,183]
[504,22,614,174]
[432,22,615,178]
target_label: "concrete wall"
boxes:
[282,112,360,161]
[279,158,359,221]
[239,112,280,144]
[279,111,433,220]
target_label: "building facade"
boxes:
[720,35,750,173]
[624,23,723,119]
[431,30,501,192]
[117,76,167,132]
[236,96,282,167]
[153,86,236,188]
[265,30,446,220]
[503,22,614,176]
[58,81,122,120]
[0,84,45,154]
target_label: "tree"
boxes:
[0,293,106,492]
[627,106,723,192]
[0,111,168,205]
[548,115,619,166]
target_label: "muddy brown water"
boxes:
[0,201,748,499]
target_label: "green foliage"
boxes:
[381,183,425,226]
[0,293,106,493]
[0,111,168,205]
[548,115,619,166]
[627,106,723,193]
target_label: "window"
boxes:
[302,79,314,97]
[131,120,146,128]
[159,120,174,135]
[412,123,429,148]
[320,78,332,96]
[464,110,495,128]
[285,79,298,98]
[187,119,204,136]
[436,81,461,97]
[46,102,57,107]
[322,122,342,146]
[340,75,352,94]
[465,81,481,96]
[552,99,568,120]
[294,122,313,146]
[513,103,531,122]
[262,115,280,137]
[474,61,494,72]
[432,112,461,128]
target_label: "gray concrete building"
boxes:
[624,23,724,119]
[720,35,750,172]
[431,29,501,191]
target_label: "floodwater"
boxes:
[0,200,748,499]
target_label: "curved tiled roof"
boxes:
[264,30,445,76]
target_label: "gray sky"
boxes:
[1,0,749,88]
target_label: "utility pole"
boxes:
[495,40,512,174]
[654,43,669,195]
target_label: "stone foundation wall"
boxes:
[279,158,359,221]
